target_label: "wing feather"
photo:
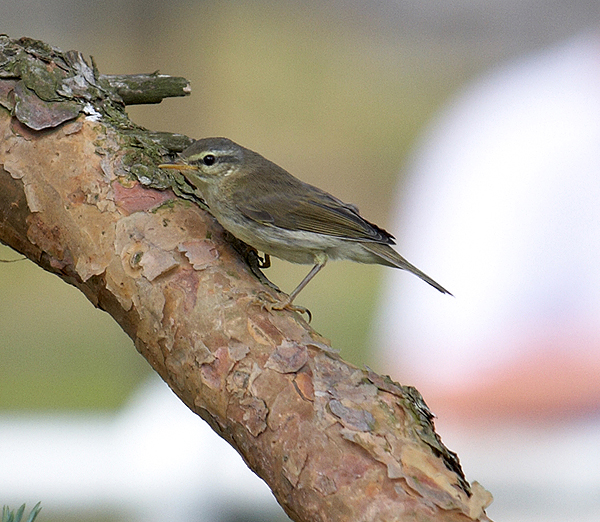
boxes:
[229,157,396,244]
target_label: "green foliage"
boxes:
[2,502,42,522]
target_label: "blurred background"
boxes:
[1,1,600,521]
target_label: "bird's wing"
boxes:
[235,182,395,244]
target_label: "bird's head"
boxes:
[159,137,245,184]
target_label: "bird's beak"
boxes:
[158,162,198,171]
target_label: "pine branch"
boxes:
[0,36,492,522]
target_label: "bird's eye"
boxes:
[202,154,216,166]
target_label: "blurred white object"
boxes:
[375,32,600,522]
[0,376,283,522]
[377,31,600,396]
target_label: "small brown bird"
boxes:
[160,137,451,313]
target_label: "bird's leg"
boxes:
[285,260,327,304]
[268,258,327,322]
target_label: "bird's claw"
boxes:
[270,301,312,323]
[257,253,271,269]
[258,292,312,322]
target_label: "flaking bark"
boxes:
[0,36,493,522]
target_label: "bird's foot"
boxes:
[257,253,271,269]
[258,292,312,323]
[269,301,312,323]
[226,232,279,290]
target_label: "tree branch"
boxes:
[101,73,191,105]
[0,36,493,522]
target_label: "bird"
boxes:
[159,137,451,315]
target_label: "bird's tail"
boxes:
[363,243,452,295]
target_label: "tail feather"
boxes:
[363,243,452,296]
